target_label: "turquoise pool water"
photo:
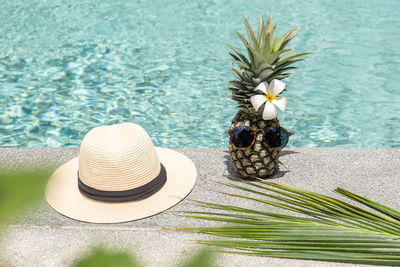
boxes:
[0,0,399,148]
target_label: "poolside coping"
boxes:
[0,147,399,266]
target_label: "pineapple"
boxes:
[227,15,308,179]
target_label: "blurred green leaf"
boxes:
[74,247,141,267]
[0,168,50,223]
[74,247,214,267]
[178,248,215,267]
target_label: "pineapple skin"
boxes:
[228,109,280,179]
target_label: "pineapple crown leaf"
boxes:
[229,52,241,62]
[274,26,301,51]
[242,16,258,49]
[277,51,310,63]
[275,58,304,70]
[232,60,250,71]
[256,16,263,42]
[259,68,274,81]
[227,44,251,66]
[229,80,245,89]
[235,30,255,66]
[268,48,294,66]
[230,68,244,81]
[254,62,274,75]
[227,15,309,111]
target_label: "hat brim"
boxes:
[45,147,197,223]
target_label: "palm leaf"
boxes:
[334,188,400,221]
[176,181,400,265]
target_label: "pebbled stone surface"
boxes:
[0,147,399,266]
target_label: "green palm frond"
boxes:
[176,181,400,265]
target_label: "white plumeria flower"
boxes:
[250,79,287,120]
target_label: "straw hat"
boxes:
[45,123,197,223]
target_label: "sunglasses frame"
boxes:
[225,126,257,150]
[226,126,293,151]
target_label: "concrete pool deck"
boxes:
[0,147,399,266]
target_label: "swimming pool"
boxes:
[0,0,399,148]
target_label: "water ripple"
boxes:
[0,0,399,147]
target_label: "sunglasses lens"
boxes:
[230,127,255,149]
[264,127,289,149]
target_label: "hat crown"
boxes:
[78,123,161,191]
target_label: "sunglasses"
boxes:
[226,126,293,150]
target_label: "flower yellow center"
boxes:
[265,92,275,103]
